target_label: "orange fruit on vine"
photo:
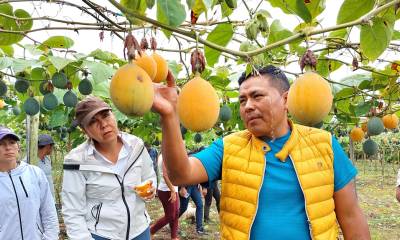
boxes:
[177,75,220,132]
[349,127,364,142]
[288,72,333,126]
[382,114,399,129]
[110,63,154,116]
[152,52,168,83]
[134,52,157,81]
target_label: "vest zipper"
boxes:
[8,172,24,240]
[115,145,145,240]
[247,152,267,240]
[289,154,314,240]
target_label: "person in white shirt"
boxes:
[0,126,59,240]
[150,154,179,240]
[62,96,156,240]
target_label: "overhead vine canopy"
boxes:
[0,0,399,145]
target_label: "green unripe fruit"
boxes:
[78,78,93,95]
[194,133,202,143]
[0,81,7,96]
[23,97,40,116]
[63,90,78,107]
[12,105,21,115]
[15,79,30,93]
[363,139,378,156]
[43,93,58,110]
[180,125,187,135]
[219,105,232,122]
[52,72,68,89]
[39,81,51,95]
[367,117,384,136]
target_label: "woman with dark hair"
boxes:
[62,96,156,240]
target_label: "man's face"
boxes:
[83,110,119,144]
[0,137,19,164]
[239,75,288,138]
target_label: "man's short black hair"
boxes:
[238,65,290,94]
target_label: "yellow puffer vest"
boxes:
[220,123,338,240]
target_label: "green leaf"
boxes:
[0,4,33,45]
[305,0,325,19]
[204,23,234,67]
[12,58,39,73]
[186,0,195,9]
[316,58,342,77]
[92,81,110,98]
[337,0,374,24]
[83,60,115,84]
[167,60,182,78]
[220,1,233,18]
[23,44,44,56]
[157,0,186,37]
[49,108,69,128]
[392,30,400,40]
[360,18,393,61]
[267,20,293,51]
[351,102,372,117]
[0,45,14,56]
[48,56,74,71]
[268,0,312,23]
[334,87,354,99]
[0,57,12,70]
[121,0,147,25]
[39,36,74,50]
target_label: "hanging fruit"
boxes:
[367,117,384,136]
[382,114,399,129]
[363,139,378,156]
[134,36,157,81]
[288,50,333,126]
[110,32,154,117]
[349,127,364,142]
[177,50,220,132]
[150,37,168,83]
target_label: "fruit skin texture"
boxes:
[110,63,154,116]
[194,133,202,143]
[177,76,220,132]
[134,53,157,81]
[367,117,384,136]
[0,99,5,109]
[382,114,399,129]
[219,105,232,122]
[152,53,168,83]
[288,72,333,126]
[349,127,364,142]
[363,139,378,156]
[23,97,40,115]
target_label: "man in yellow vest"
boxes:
[152,66,370,240]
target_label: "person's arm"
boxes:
[152,71,208,185]
[334,181,370,240]
[161,161,177,202]
[61,170,94,240]
[38,170,59,240]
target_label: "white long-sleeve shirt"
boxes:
[0,161,59,240]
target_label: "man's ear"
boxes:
[282,91,289,110]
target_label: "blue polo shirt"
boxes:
[194,131,357,240]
